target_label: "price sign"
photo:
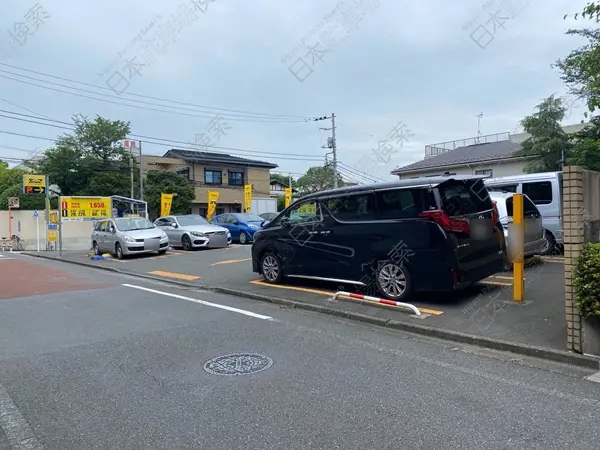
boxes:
[60,196,111,221]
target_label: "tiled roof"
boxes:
[392,140,522,174]
[163,149,278,169]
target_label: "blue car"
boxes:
[212,213,265,244]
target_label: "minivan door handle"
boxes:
[319,230,331,235]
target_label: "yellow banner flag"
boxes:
[284,187,292,208]
[244,184,252,213]
[207,191,219,220]
[160,193,173,217]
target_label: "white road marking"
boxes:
[585,371,600,383]
[0,381,44,449]
[122,284,274,320]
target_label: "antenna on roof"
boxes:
[475,112,483,144]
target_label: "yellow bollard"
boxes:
[512,194,524,302]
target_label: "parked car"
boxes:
[91,217,169,259]
[251,176,505,301]
[489,192,545,261]
[485,171,563,254]
[213,213,264,244]
[154,215,231,250]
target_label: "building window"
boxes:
[475,169,493,178]
[228,170,244,186]
[216,208,225,215]
[199,208,207,217]
[177,167,190,178]
[204,169,222,185]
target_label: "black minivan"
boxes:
[251,176,504,300]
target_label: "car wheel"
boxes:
[181,234,192,251]
[115,243,124,260]
[261,252,283,284]
[239,231,248,245]
[93,241,100,255]
[375,261,412,301]
[540,230,556,255]
[158,249,167,255]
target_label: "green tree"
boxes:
[30,115,132,196]
[0,161,26,195]
[0,183,57,211]
[558,2,600,114]
[295,166,344,195]
[567,116,600,170]
[270,173,294,188]
[513,95,572,173]
[144,171,195,217]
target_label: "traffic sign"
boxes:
[33,209,38,217]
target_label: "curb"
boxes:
[25,252,599,370]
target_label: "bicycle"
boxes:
[10,234,24,251]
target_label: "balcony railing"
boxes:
[424,132,510,159]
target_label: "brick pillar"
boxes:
[563,166,584,353]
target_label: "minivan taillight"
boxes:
[418,210,470,234]
[492,201,499,224]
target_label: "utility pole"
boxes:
[138,140,144,202]
[314,113,338,188]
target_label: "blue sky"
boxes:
[0,0,589,184]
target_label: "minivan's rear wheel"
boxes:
[261,252,283,284]
[375,262,412,301]
[540,230,556,255]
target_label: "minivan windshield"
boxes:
[177,216,209,226]
[114,217,155,231]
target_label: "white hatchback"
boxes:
[490,192,546,260]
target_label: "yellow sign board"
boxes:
[207,191,219,220]
[160,193,173,217]
[284,187,292,208]
[47,229,57,242]
[60,196,111,221]
[244,184,252,213]
[23,174,46,194]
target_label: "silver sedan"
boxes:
[154,214,231,250]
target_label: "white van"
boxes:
[484,171,563,254]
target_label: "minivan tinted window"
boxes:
[522,181,553,205]
[487,184,517,193]
[374,188,434,219]
[326,193,375,221]
[437,179,492,216]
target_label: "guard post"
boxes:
[512,193,525,302]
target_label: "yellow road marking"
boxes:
[249,281,444,315]
[211,258,252,266]
[149,271,200,281]
[250,280,334,295]
[480,280,512,286]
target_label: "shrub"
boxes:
[573,242,600,318]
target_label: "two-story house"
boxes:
[141,150,277,216]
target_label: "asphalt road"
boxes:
[43,247,568,351]
[1,254,599,449]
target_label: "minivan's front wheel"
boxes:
[261,252,283,284]
[375,262,412,301]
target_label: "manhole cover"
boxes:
[204,353,273,376]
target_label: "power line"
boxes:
[0,63,314,122]
[0,110,325,162]
[337,161,386,183]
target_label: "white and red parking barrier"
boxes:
[332,292,421,316]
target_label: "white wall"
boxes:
[0,210,94,251]
[396,160,528,180]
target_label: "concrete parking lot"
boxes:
[27,245,567,353]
